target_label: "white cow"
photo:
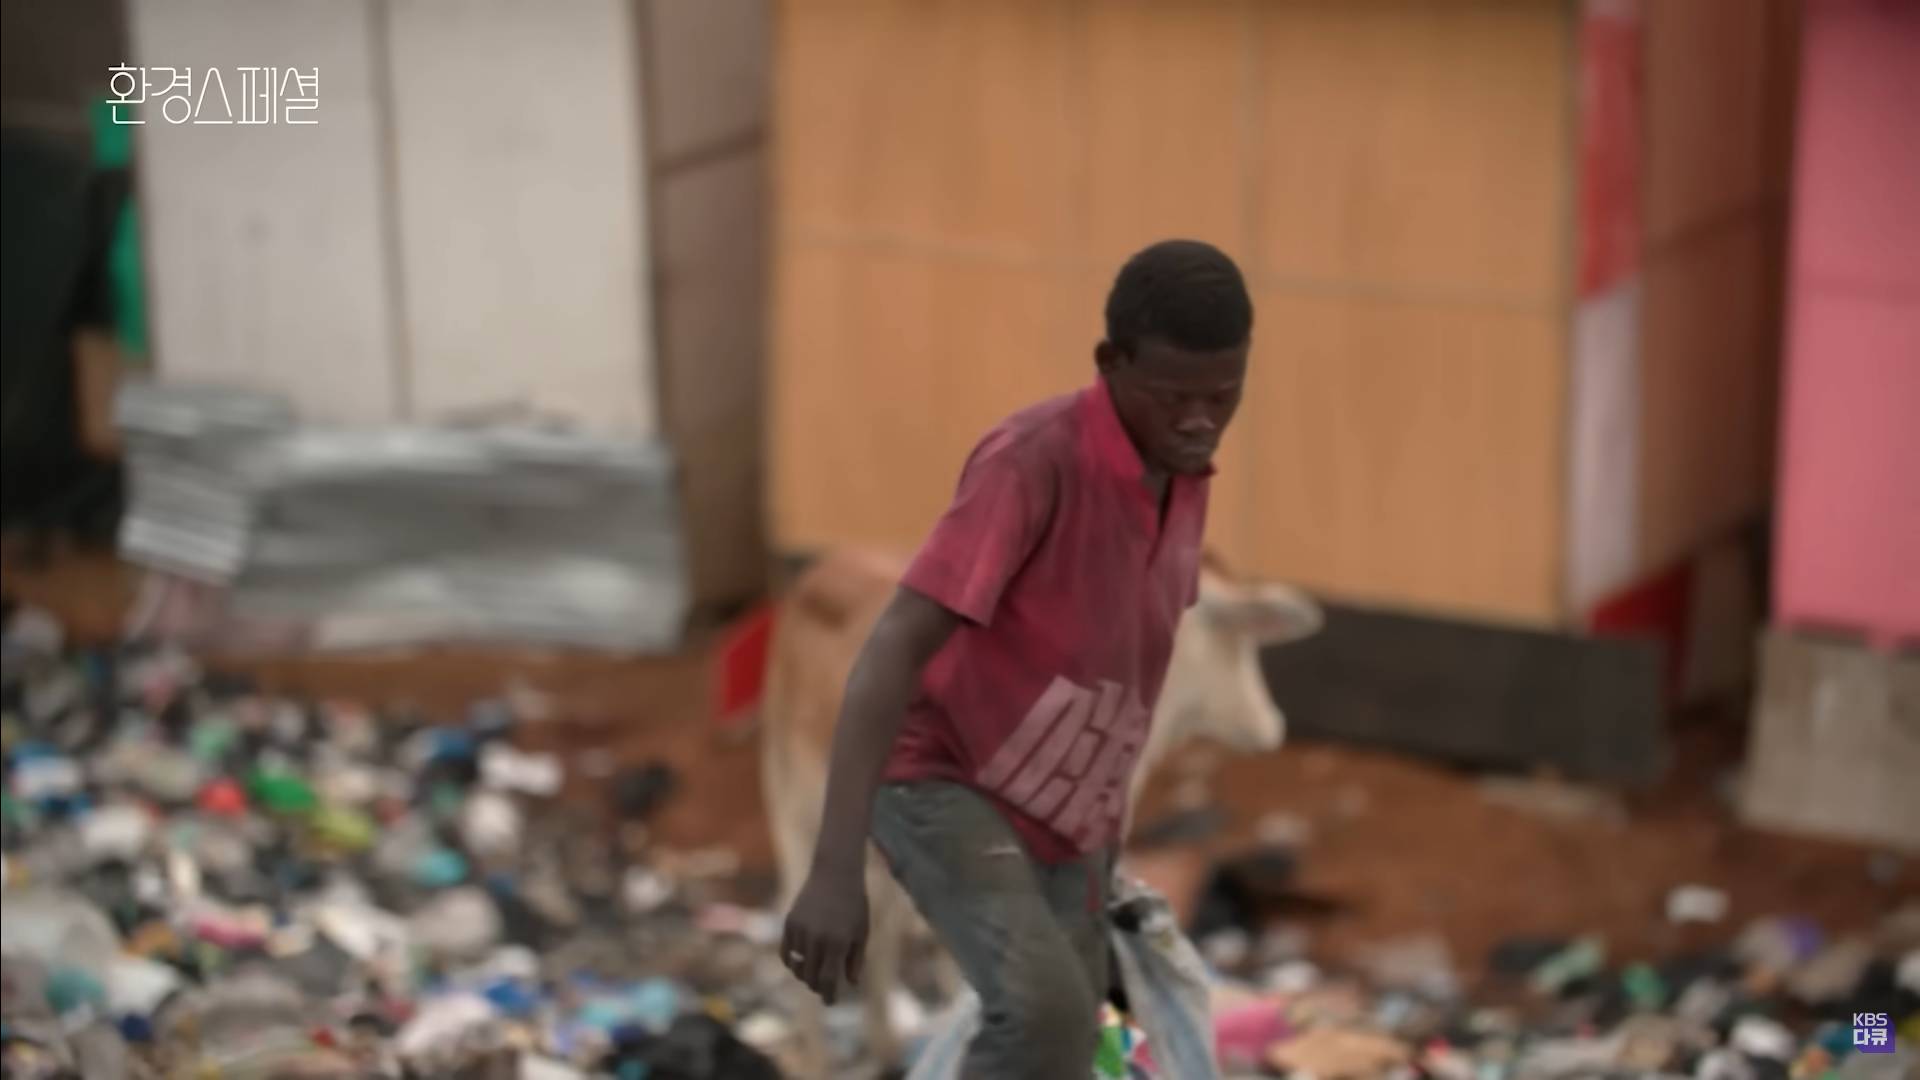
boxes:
[759,549,1322,1075]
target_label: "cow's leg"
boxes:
[921,922,965,1001]
[765,744,835,1078]
[777,852,833,1080]
[860,854,907,1068]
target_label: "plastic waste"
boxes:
[2,604,65,659]
[1786,938,1874,1005]
[522,1055,590,1080]
[11,754,83,803]
[460,790,523,860]
[187,716,239,762]
[1667,884,1731,924]
[309,804,376,852]
[403,727,477,772]
[1268,1027,1413,1079]
[1214,999,1291,1071]
[270,936,356,998]
[1530,936,1606,996]
[67,1021,132,1080]
[466,698,516,740]
[611,762,679,820]
[480,742,563,796]
[576,978,682,1035]
[314,759,383,808]
[1696,1047,1759,1080]
[623,866,675,914]
[736,1011,794,1055]
[103,955,183,1017]
[246,768,318,816]
[0,889,122,973]
[1622,962,1669,1011]
[17,620,1917,1080]
[129,745,204,803]
[1897,948,1920,994]
[1488,937,1569,975]
[311,898,412,962]
[1263,960,1322,996]
[371,813,437,878]
[408,886,504,962]
[1357,933,1459,1000]
[1731,1016,1796,1062]
[1736,917,1824,973]
[44,966,108,1018]
[189,906,270,950]
[600,1014,781,1080]
[79,803,153,861]
[195,777,247,816]
[413,846,469,888]
[394,992,498,1060]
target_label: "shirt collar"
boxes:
[1078,381,1217,481]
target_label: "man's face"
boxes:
[1098,336,1249,476]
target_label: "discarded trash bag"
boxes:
[1108,875,1220,1080]
[905,876,1220,1080]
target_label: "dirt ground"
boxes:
[6,544,1914,982]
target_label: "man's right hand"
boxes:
[782,586,956,1006]
[780,862,869,1004]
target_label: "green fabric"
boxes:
[92,99,148,360]
[1093,1022,1129,1078]
[91,99,134,167]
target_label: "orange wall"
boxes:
[1634,0,1800,576]
[771,0,1574,624]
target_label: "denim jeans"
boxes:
[871,781,1112,1080]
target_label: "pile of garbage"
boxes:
[4,596,1917,1080]
[1,603,801,1079]
[1160,914,1920,1080]
[1125,846,1919,1080]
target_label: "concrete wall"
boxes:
[387,0,656,434]
[127,0,659,435]
[128,0,404,424]
[639,0,770,611]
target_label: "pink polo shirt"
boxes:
[882,382,1211,863]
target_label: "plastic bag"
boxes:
[905,876,1220,1080]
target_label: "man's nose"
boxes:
[1175,407,1217,435]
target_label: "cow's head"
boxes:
[1152,564,1324,758]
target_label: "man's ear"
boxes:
[1095,340,1123,375]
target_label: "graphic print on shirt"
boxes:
[976,675,1148,851]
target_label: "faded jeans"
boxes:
[870,781,1112,1080]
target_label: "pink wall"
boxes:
[1774,0,1920,648]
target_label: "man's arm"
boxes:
[812,585,959,870]
[781,585,960,1003]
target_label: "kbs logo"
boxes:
[1853,1011,1894,1054]
[977,676,1149,851]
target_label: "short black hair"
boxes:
[1103,239,1253,355]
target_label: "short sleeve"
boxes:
[901,442,1053,626]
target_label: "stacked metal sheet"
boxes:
[116,382,293,583]
[116,381,690,652]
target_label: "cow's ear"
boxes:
[1201,583,1323,645]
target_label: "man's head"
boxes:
[1096,239,1253,476]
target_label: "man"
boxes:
[782,239,1252,1078]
